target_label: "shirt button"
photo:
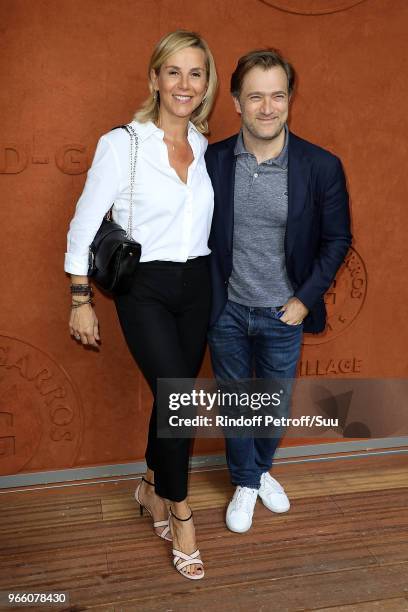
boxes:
[254,173,258,178]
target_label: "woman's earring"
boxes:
[153,90,158,102]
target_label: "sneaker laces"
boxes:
[234,486,258,512]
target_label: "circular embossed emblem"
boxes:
[258,0,367,15]
[303,247,367,345]
[0,335,83,475]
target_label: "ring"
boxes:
[75,334,81,340]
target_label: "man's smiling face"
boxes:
[234,65,290,142]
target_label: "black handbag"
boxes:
[88,124,141,295]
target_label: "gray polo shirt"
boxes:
[228,124,294,307]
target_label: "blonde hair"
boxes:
[134,30,217,134]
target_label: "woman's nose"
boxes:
[178,74,189,90]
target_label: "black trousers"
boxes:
[113,256,211,502]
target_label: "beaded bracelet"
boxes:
[71,296,93,302]
[71,298,93,309]
[71,284,93,294]
[71,289,93,298]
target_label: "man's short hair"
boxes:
[230,49,295,98]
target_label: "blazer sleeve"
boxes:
[294,156,352,310]
[64,135,122,275]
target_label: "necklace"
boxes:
[157,118,188,152]
[163,136,187,153]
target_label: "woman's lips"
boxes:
[173,95,193,103]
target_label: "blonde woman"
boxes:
[64,30,217,579]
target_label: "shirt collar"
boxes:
[131,119,200,142]
[234,123,289,169]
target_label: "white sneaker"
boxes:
[258,472,290,513]
[226,486,258,533]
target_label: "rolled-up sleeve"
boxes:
[64,135,122,275]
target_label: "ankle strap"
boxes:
[142,476,154,487]
[170,507,193,522]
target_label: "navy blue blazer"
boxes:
[205,131,352,334]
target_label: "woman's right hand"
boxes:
[69,302,100,347]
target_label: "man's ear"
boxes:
[232,95,242,115]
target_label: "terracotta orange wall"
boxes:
[1,0,407,476]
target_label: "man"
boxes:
[205,49,352,533]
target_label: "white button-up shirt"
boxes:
[64,120,214,275]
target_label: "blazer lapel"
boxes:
[285,134,311,259]
[217,142,237,252]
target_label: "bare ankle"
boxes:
[145,468,155,484]
[171,500,191,518]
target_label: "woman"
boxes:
[64,30,217,580]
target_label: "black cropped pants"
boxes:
[114,256,211,502]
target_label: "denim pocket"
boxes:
[274,310,303,327]
[281,319,303,327]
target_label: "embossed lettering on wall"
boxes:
[0,144,89,175]
[0,144,29,174]
[0,335,83,475]
[55,144,88,175]
[303,247,367,345]
[299,357,362,376]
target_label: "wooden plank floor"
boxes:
[0,453,408,611]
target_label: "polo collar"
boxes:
[234,123,289,169]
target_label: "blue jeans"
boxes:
[208,300,303,489]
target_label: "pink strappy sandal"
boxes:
[169,508,205,580]
[134,477,172,542]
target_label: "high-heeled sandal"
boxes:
[169,507,205,580]
[134,477,172,541]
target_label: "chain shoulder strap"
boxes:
[123,123,139,239]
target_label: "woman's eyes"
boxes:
[167,70,203,78]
